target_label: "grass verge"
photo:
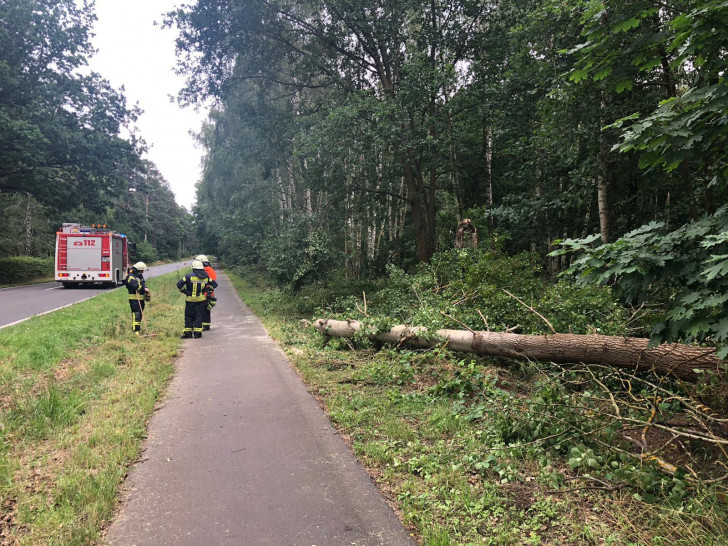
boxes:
[0,272,185,545]
[227,269,728,546]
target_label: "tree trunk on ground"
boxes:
[313,319,724,383]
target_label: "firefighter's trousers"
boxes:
[183,300,206,338]
[202,304,212,330]
[129,300,145,333]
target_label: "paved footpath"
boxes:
[105,271,414,546]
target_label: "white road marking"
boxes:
[0,295,98,330]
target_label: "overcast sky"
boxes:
[85,0,206,211]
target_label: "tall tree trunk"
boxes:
[427,0,438,255]
[597,94,611,244]
[532,176,541,253]
[483,120,494,232]
[404,163,432,263]
[652,12,695,219]
[597,178,609,244]
[665,191,671,228]
[275,169,288,219]
[345,168,359,278]
[447,110,463,219]
[428,163,437,255]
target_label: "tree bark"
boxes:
[597,95,611,244]
[404,162,432,263]
[483,121,494,232]
[313,319,723,382]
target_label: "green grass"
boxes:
[3,267,722,544]
[227,269,728,546]
[0,272,186,544]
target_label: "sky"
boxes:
[85,0,207,211]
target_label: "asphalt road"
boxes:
[104,271,414,546]
[0,261,192,329]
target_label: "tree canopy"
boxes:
[0,0,195,259]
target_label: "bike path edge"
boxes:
[104,271,415,546]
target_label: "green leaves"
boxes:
[566,1,728,181]
[613,17,641,33]
[702,255,728,282]
[565,0,665,94]
[613,79,633,93]
[554,207,728,357]
[570,68,590,83]
[0,0,143,214]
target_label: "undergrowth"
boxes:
[228,253,728,546]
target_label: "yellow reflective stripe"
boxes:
[191,276,205,298]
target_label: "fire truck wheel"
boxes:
[62,282,76,289]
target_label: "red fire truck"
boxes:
[55,223,129,288]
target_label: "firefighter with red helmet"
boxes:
[177,260,217,338]
[124,262,150,335]
[195,254,217,330]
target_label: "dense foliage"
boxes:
[0,0,195,260]
[556,207,728,357]
[0,256,54,284]
[326,249,628,336]
[168,0,726,351]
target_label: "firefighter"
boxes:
[177,260,217,339]
[195,254,217,330]
[124,262,150,335]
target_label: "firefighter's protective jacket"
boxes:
[125,271,146,301]
[177,270,217,302]
[204,265,217,297]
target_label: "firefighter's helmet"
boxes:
[192,260,205,270]
[195,254,209,263]
[133,261,148,272]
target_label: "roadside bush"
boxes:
[132,241,158,264]
[328,248,628,336]
[0,256,54,284]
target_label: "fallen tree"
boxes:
[313,319,725,382]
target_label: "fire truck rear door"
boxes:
[68,237,103,270]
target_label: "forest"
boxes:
[166,1,728,540]
[168,0,727,357]
[0,0,195,264]
[1,0,727,542]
